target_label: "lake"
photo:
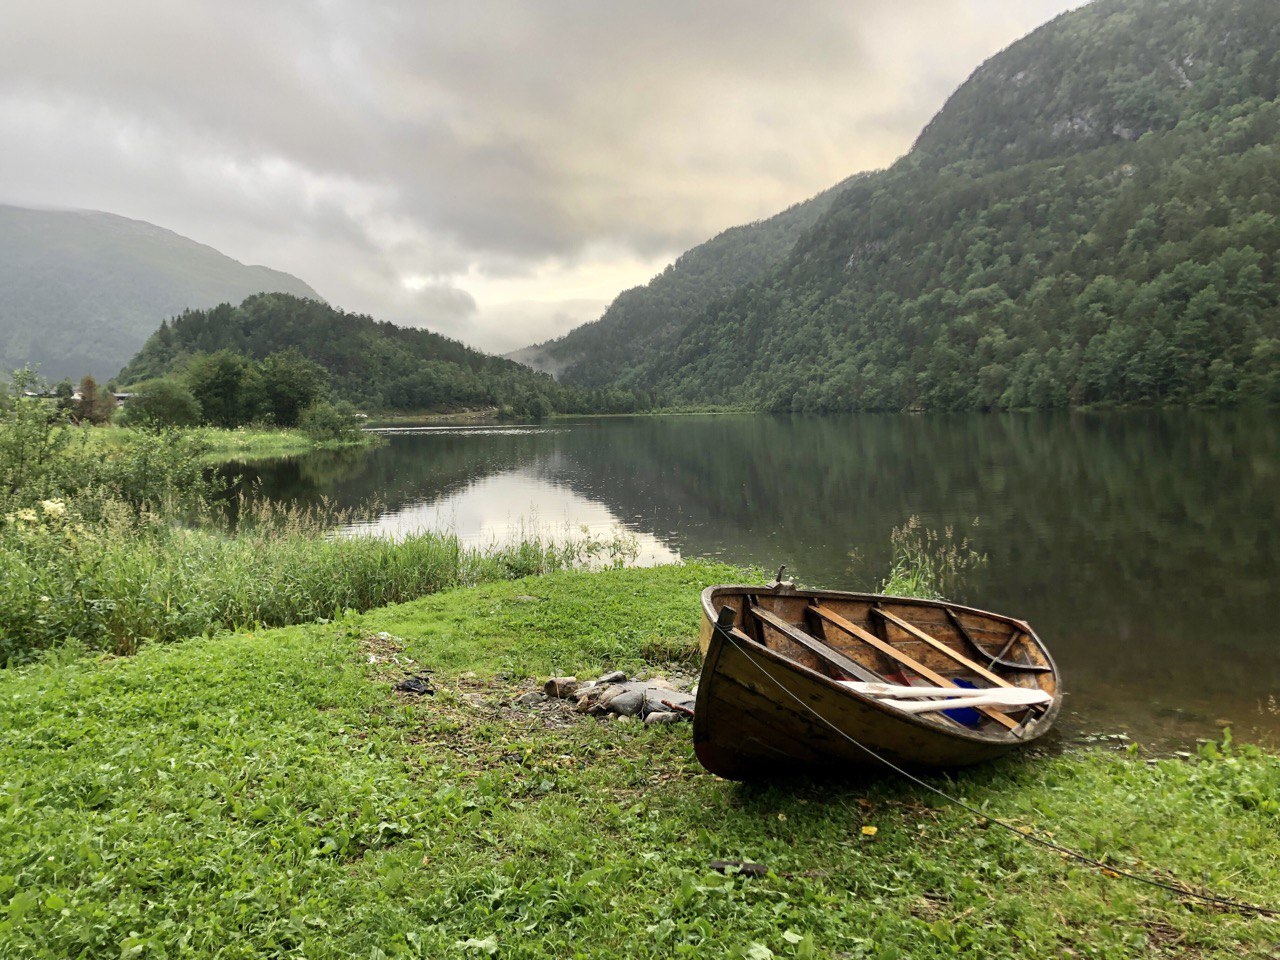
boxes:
[228,411,1280,749]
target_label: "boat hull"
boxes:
[693,584,1062,780]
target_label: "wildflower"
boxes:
[39,596,50,603]
[15,508,38,523]
[860,825,878,837]
[40,499,67,519]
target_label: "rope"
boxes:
[718,627,1280,919]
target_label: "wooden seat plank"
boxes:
[871,606,1012,688]
[810,604,1020,732]
[749,606,884,684]
[944,607,1051,673]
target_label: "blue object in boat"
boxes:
[943,679,982,726]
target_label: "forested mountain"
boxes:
[118,293,644,417]
[0,205,318,381]
[510,175,861,385]
[554,0,1280,410]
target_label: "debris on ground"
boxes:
[362,631,416,666]
[514,670,698,722]
[394,672,435,696]
[358,630,695,726]
[709,860,775,878]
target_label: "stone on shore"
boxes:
[643,686,694,717]
[544,677,579,699]
[644,711,681,725]
[516,670,695,723]
[599,682,646,717]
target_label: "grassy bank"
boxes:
[82,424,381,461]
[0,507,634,665]
[5,405,552,665]
[2,564,1276,959]
[364,409,501,427]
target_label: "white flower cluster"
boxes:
[5,498,69,526]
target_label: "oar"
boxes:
[873,692,1050,716]
[837,680,1051,707]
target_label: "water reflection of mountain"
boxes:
[228,412,1280,743]
[543,413,1277,611]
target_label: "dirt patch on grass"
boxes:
[359,630,411,665]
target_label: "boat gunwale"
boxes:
[697,583,1063,747]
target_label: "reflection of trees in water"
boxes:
[534,412,1280,732]
[542,412,1276,600]
[226,432,545,516]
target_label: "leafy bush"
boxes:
[119,377,202,427]
[299,399,362,443]
[0,370,77,512]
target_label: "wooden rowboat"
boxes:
[693,580,1062,780]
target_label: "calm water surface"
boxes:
[229,412,1280,748]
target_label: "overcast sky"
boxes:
[0,0,1082,353]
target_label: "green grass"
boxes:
[81,424,379,462]
[0,509,636,664]
[193,425,371,460]
[2,563,1277,958]
[363,409,500,427]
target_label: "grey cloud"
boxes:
[475,299,612,355]
[0,0,1081,350]
[397,284,479,328]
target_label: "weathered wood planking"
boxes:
[811,605,1021,731]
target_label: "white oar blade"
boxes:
[838,680,1052,712]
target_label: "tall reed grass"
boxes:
[878,515,988,600]
[0,494,636,665]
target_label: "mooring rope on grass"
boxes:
[720,628,1280,919]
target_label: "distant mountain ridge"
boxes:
[511,175,864,387]
[118,293,647,418]
[532,0,1280,410]
[0,205,319,381]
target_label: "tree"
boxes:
[0,369,71,507]
[52,380,76,418]
[256,350,328,427]
[75,376,116,425]
[183,351,255,428]
[298,399,361,443]
[120,378,202,427]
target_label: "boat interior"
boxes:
[708,586,1060,738]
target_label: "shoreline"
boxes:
[80,423,382,462]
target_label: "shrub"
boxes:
[0,370,74,513]
[119,378,203,427]
[299,399,361,443]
